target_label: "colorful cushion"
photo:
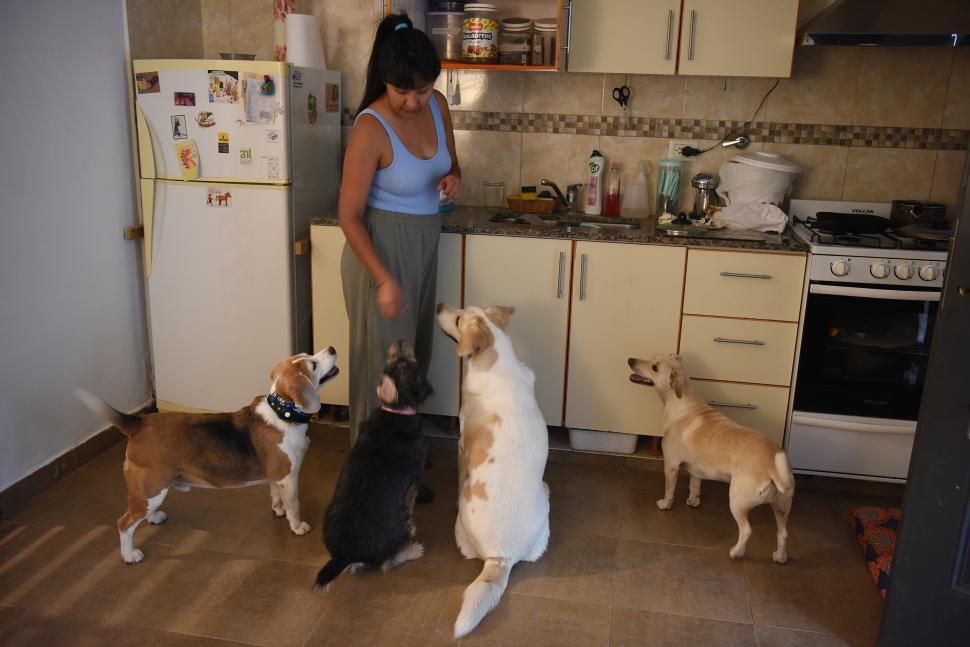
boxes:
[849,506,901,598]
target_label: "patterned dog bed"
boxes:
[849,506,901,598]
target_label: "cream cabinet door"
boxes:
[422,233,461,417]
[464,235,572,425]
[566,241,686,436]
[568,0,680,74]
[678,0,798,78]
[311,225,351,406]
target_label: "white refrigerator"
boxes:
[133,59,341,412]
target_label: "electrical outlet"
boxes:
[668,140,696,159]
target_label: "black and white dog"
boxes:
[315,339,433,588]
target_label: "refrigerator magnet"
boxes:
[259,75,276,96]
[135,71,159,94]
[325,83,340,113]
[218,132,229,154]
[265,130,281,144]
[174,140,200,180]
[208,70,240,103]
[291,70,303,89]
[171,115,188,140]
[308,93,318,124]
[265,156,281,179]
[174,92,196,106]
[240,148,253,165]
[206,188,232,207]
[244,77,275,124]
[196,112,216,128]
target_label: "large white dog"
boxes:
[436,304,550,639]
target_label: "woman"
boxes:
[339,14,462,455]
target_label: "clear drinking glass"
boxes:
[482,180,505,208]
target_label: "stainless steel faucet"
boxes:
[540,179,568,209]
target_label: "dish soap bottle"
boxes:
[604,162,621,217]
[584,149,605,215]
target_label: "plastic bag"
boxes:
[715,202,789,232]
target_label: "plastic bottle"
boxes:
[604,162,621,216]
[584,149,605,215]
[623,160,649,211]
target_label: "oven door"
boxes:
[793,283,940,420]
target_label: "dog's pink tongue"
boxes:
[629,374,649,385]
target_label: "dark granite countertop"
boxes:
[311,207,808,253]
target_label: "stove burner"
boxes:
[792,214,950,253]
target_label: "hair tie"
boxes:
[394,23,408,31]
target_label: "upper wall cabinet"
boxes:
[677,0,799,77]
[568,0,680,75]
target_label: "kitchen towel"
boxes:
[286,14,326,69]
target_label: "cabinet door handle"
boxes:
[720,272,773,280]
[665,9,674,60]
[708,400,758,410]
[557,251,566,299]
[688,9,697,61]
[579,253,588,301]
[563,0,573,54]
[714,337,765,346]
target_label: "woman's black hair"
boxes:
[357,13,441,115]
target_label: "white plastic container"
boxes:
[716,152,801,206]
[584,149,605,215]
[534,17,557,66]
[568,428,638,454]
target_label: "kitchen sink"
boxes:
[577,219,641,231]
[489,212,565,226]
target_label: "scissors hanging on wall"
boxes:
[612,82,631,129]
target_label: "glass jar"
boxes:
[498,18,532,65]
[462,3,499,63]
[533,17,557,66]
[657,158,686,215]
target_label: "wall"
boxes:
[0,0,152,491]
[127,0,204,59]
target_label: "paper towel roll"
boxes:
[285,14,326,69]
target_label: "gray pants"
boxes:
[341,207,441,444]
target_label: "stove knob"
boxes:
[830,260,850,277]
[869,263,890,279]
[894,264,913,280]
[918,265,939,282]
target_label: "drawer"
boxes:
[683,249,806,321]
[679,315,798,386]
[689,380,790,446]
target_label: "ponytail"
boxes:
[357,13,441,115]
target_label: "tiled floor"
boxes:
[0,423,900,646]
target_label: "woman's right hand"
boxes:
[376,279,407,319]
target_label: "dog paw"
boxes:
[772,550,788,564]
[729,546,746,560]
[122,549,145,564]
[686,496,701,508]
[146,510,168,524]
[290,521,311,536]
[411,542,425,559]
[656,498,673,510]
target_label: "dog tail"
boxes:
[75,388,141,437]
[769,452,794,493]
[314,556,350,589]
[454,557,513,639]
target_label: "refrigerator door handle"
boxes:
[140,179,155,278]
[135,103,156,180]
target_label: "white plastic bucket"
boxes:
[716,152,800,206]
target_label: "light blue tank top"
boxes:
[356,98,453,215]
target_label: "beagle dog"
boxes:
[628,354,794,563]
[76,347,338,564]
[437,304,550,638]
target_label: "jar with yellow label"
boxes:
[462,3,498,63]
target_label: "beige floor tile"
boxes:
[543,444,629,486]
[459,591,612,646]
[755,625,875,647]
[0,604,26,639]
[507,530,616,604]
[613,539,751,624]
[610,606,757,647]
[546,476,621,538]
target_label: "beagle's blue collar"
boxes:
[266,392,316,424]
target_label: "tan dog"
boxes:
[76,347,338,564]
[628,354,794,563]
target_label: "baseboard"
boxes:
[0,399,156,521]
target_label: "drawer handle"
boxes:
[720,272,773,280]
[708,400,757,410]
[579,253,588,301]
[713,337,765,346]
[556,251,566,299]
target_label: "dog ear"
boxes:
[376,374,398,404]
[275,367,322,413]
[670,366,684,399]
[484,306,515,331]
[456,317,494,358]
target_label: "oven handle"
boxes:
[792,413,916,435]
[810,284,941,302]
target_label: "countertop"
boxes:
[310,207,809,253]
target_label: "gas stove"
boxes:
[789,199,949,288]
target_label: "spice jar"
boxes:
[462,3,498,63]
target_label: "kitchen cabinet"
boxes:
[679,315,798,386]
[463,234,572,424]
[310,225,461,416]
[688,380,789,446]
[677,0,799,78]
[567,0,680,75]
[565,241,686,436]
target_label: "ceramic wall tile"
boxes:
[943,49,970,130]
[853,48,951,128]
[520,133,600,193]
[127,0,204,59]
[603,75,685,119]
[763,143,848,200]
[453,130,522,206]
[310,0,375,115]
[682,77,777,122]
[201,0,231,59]
[842,147,937,202]
[767,47,859,125]
[599,136,671,213]
[434,71,525,113]
[929,150,967,211]
[523,72,605,116]
[229,0,274,61]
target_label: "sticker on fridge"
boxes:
[240,148,253,165]
[208,70,239,103]
[196,111,216,128]
[244,76,276,124]
[291,70,303,88]
[218,131,229,153]
[308,93,317,124]
[325,83,340,113]
[170,115,188,140]
[174,140,200,180]
[206,188,232,207]
[174,92,196,106]
[135,71,160,94]
[265,130,281,143]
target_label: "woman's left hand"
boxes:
[438,173,463,199]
